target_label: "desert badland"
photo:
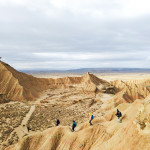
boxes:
[0,61,150,150]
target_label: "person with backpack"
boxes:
[72,121,77,132]
[89,113,94,125]
[56,119,60,126]
[115,109,122,123]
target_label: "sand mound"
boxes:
[111,79,150,102]
[1,62,150,150]
[48,72,117,94]
[0,62,117,103]
[0,61,49,102]
[6,98,150,150]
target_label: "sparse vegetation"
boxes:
[28,101,102,132]
[0,102,30,150]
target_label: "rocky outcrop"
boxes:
[111,79,150,102]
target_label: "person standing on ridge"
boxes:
[115,109,122,123]
[89,113,94,125]
[27,125,30,132]
[56,119,60,126]
[72,121,77,132]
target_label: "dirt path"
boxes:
[15,105,35,140]
[3,105,35,147]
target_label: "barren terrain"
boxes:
[0,61,150,150]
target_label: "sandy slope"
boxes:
[0,61,49,102]
[0,62,117,103]
[0,62,150,150]
[5,98,150,150]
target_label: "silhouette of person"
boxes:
[27,125,30,132]
[72,121,77,132]
[56,119,60,126]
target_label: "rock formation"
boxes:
[1,61,150,150]
[6,99,150,150]
[111,79,150,102]
[0,61,117,103]
[0,61,49,103]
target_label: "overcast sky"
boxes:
[0,0,150,70]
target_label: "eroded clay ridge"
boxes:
[111,79,150,102]
[2,61,150,104]
[5,98,150,150]
[0,62,117,103]
[0,61,49,102]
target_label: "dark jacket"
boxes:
[72,121,77,127]
[56,119,60,126]
[115,109,122,118]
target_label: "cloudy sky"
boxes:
[0,0,150,70]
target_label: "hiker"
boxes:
[115,109,122,123]
[89,113,94,125]
[27,125,30,132]
[72,121,77,132]
[56,119,60,126]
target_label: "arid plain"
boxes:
[0,61,150,150]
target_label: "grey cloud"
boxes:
[0,0,150,69]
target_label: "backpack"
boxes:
[117,112,122,117]
[74,122,77,127]
[91,115,94,120]
[119,112,122,117]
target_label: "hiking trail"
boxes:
[3,105,35,146]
